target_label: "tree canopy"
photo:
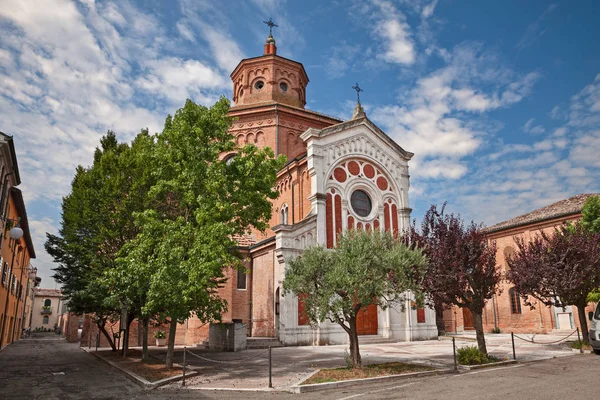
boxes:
[48,97,285,365]
[507,223,600,343]
[283,230,427,368]
[415,204,500,354]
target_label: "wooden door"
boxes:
[462,308,475,330]
[356,304,378,335]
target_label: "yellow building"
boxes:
[0,131,36,348]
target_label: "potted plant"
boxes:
[154,330,166,346]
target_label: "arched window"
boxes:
[509,288,522,314]
[280,204,289,225]
[42,316,49,324]
[44,299,51,307]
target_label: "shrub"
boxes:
[491,327,501,334]
[457,345,490,365]
[154,330,166,339]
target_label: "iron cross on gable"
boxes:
[352,83,363,103]
[263,18,278,35]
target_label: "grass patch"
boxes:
[570,341,591,350]
[302,362,435,385]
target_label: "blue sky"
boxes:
[1,0,599,287]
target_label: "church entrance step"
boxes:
[246,337,284,349]
[358,335,397,344]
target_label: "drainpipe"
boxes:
[492,294,498,329]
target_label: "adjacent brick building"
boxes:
[0,132,37,349]
[443,193,598,334]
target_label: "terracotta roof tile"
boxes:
[486,193,599,233]
[34,288,62,297]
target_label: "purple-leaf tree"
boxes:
[417,204,500,355]
[507,223,600,343]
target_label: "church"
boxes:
[185,29,438,346]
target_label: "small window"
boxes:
[44,299,51,307]
[280,204,289,225]
[254,80,265,90]
[237,269,247,290]
[351,190,372,217]
[42,316,49,324]
[279,82,288,92]
[509,288,522,314]
[416,308,426,324]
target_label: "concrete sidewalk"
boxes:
[121,332,579,391]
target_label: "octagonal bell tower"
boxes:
[230,34,308,109]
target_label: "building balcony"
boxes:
[41,308,52,315]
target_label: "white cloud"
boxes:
[357,0,416,65]
[516,3,558,50]
[325,42,361,79]
[523,118,546,135]
[176,20,196,42]
[0,0,237,287]
[372,43,539,180]
[429,73,600,227]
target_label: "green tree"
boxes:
[579,195,600,303]
[130,97,285,368]
[47,131,145,350]
[283,230,427,368]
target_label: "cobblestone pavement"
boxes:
[0,332,583,399]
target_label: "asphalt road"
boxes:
[1,334,598,400]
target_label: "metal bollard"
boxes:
[576,327,583,354]
[452,337,458,372]
[182,346,186,387]
[269,345,273,388]
[511,332,516,360]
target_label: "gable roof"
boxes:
[486,193,599,233]
[301,115,414,160]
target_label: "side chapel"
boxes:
[188,30,438,346]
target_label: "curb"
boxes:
[458,359,518,370]
[289,368,455,393]
[83,347,199,389]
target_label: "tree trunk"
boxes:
[576,300,590,344]
[435,302,445,335]
[165,318,178,368]
[97,322,116,351]
[471,309,487,355]
[348,316,361,368]
[141,317,149,362]
[121,314,134,357]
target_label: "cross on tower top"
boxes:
[352,83,363,103]
[263,18,278,36]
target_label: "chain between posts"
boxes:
[512,329,578,345]
[184,347,270,364]
[183,347,274,388]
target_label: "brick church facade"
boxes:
[189,32,438,346]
